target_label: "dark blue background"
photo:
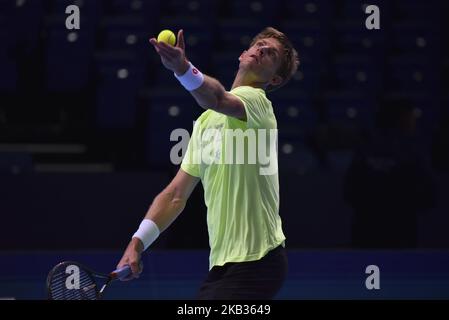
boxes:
[0,0,448,300]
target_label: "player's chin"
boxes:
[243,64,259,75]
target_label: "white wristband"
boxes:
[174,62,204,91]
[132,219,160,251]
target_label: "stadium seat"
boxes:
[339,0,391,23]
[98,14,153,68]
[383,91,441,136]
[444,59,449,93]
[145,87,198,168]
[0,28,18,91]
[282,0,334,23]
[391,22,441,56]
[228,0,280,25]
[212,52,239,90]
[157,17,214,65]
[9,0,43,55]
[103,0,161,31]
[278,138,320,174]
[272,91,317,139]
[0,152,33,174]
[386,54,441,93]
[333,54,383,94]
[95,53,145,129]
[0,59,17,91]
[44,16,95,91]
[324,91,376,129]
[217,19,265,51]
[160,0,216,21]
[334,21,388,56]
[280,21,331,62]
[50,0,102,20]
[289,56,324,94]
[393,0,443,22]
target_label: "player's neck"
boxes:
[231,70,266,91]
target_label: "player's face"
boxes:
[239,38,283,86]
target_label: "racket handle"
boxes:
[111,265,132,280]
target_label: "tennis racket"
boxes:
[46,261,131,300]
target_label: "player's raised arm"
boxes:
[149,29,246,121]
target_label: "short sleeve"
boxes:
[230,87,271,129]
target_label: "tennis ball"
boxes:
[157,29,176,46]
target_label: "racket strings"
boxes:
[49,267,98,300]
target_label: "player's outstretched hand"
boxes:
[149,29,189,76]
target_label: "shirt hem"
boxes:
[209,239,286,270]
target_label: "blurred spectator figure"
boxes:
[343,98,436,248]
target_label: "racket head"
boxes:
[47,261,108,300]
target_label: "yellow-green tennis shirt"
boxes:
[181,86,286,269]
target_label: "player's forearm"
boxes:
[174,60,226,112]
[129,190,186,253]
[189,75,226,112]
[144,190,187,232]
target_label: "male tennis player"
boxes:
[117,27,299,299]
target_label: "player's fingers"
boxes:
[158,40,177,52]
[150,38,169,53]
[158,45,178,60]
[157,43,173,54]
[153,43,174,60]
[177,29,185,50]
[158,41,183,60]
[121,275,135,282]
[120,271,135,281]
[134,261,143,278]
[117,260,134,281]
[129,260,141,275]
[149,40,163,54]
[138,260,144,274]
[116,257,128,270]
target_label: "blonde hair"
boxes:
[250,27,300,92]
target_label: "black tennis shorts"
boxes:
[197,245,288,300]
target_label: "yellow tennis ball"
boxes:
[157,29,176,46]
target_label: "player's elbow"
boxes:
[201,78,225,111]
[198,96,220,111]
